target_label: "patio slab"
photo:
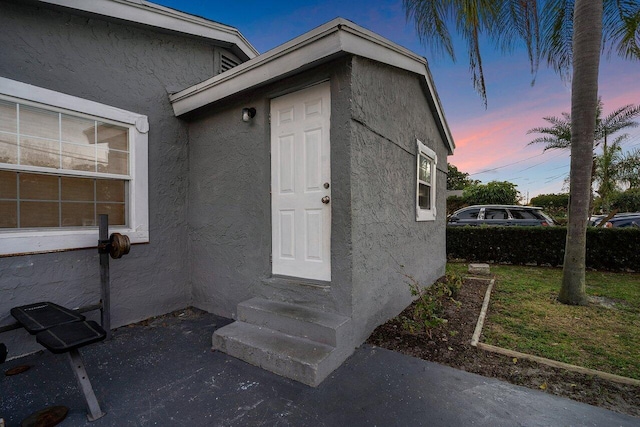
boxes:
[1,308,637,426]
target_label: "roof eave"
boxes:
[170,18,454,154]
[35,0,258,60]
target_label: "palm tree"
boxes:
[594,138,624,211]
[618,148,640,188]
[527,101,640,211]
[403,0,640,305]
[527,101,640,151]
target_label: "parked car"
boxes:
[603,213,640,228]
[589,214,607,226]
[448,205,555,227]
[590,212,640,227]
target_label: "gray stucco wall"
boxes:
[349,57,448,344]
[0,2,215,357]
[187,58,354,318]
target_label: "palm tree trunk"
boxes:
[559,0,602,305]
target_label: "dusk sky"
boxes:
[157,0,640,201]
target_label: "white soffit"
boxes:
[36,0,258,60]
[170,18,455,154]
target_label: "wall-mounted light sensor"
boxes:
[242,107,256,122]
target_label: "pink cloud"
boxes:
[448,62,640,180]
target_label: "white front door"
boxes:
[271,82,331,281]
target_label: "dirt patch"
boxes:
[588,295,621,309]
[367,278,640,418]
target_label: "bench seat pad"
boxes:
[11,302,85,334]
[36,321,106,354]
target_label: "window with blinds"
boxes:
[0,98,129,229]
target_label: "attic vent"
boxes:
[221,54,240,72]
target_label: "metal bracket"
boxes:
[97,239,111,254]
[67,349,105,421]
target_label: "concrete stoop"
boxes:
[212,297,353,387]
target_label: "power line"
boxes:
[545,172,568,183]
[547,163,570,171]
[473,149,568,178]
[517,151,567,173]
[468,151,550,176]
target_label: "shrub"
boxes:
[462,181,519,205]
[530,193,569,219]
[447,226,640,271]
[530,193,569,209]
[402,273,463,337]
[611,188,640,212]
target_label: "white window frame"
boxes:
[0,77,149,256]
[416,139,437,222]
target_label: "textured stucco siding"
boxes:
[187,58,354,318]
[349,57,448,344]
[187,95,271,318]
[0,2,215,357]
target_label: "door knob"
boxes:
[321,196,330,204]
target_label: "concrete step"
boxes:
[237,297,350,347]
[212,321,343,387]
[258,277,335,313]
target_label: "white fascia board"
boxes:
[36,0,258,60]
[171,34,344,116]
[170,18,455,154]
[169,19,345,112]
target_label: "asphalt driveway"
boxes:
[1,309,637,426]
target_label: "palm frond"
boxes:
[404,0,510,107]
[527,135,571,150]
[404,0,455,60]
[609,133,630,146]
[540,0,574,80]
[527,111,572,151]
[457,0,502,106]
[464,20,488,106]
[495,0,541,80]
[403,0,638,110]
[603,0,640,60]
[600,104,640,136]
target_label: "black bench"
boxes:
[10,302,107,421]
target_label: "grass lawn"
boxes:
[447,262,640,380]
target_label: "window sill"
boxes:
[416,209,436,222]
[0,227,149,257]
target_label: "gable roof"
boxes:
[170,18,454,154]
[35,0,258,61]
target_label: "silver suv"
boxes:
[448,205,555,227]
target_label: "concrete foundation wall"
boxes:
[348,57,448,344]
[0,2,215,357]
[187,58,354,318]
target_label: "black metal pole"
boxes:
[99,214,111,340]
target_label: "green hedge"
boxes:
[447,226,640,271]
